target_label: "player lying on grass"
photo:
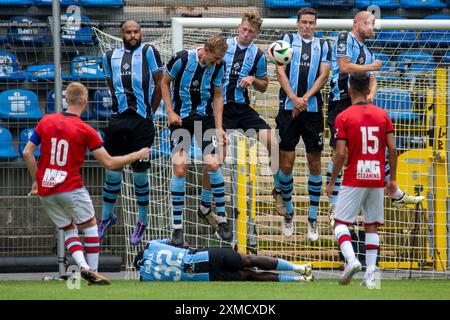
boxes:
[134,239,313,282]
[23,82,150,285]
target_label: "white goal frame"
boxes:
[171,17,450,54]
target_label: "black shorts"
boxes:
[223,103,271,133]
[327,98,352,147]
[207,248,243,281]
[275,110,324,153]
[170,114,217,157]
[104,110,155,171]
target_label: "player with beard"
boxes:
[326,12,423,222]
[98,20,164,245]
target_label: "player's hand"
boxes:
[371,60,382,71]
[137,147,151,162]
[291,96,307,117]
[386,180,398,198]
[216,127,227,146]
[168,111,182,126]
[240,76,255,89]
[28,182,38,196]
[325,183,333,198]
[366,92,374,103]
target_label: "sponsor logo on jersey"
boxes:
[42,168,68,188]
[357,160,381,180]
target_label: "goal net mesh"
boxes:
[94,22,449,280]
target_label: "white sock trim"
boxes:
[172,224,183,230]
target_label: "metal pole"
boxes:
[52,0,65,278]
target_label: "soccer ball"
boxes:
[268,40,293,66]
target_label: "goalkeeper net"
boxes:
[94,18,450,280]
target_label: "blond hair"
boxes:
[242,10,263,31]
[65,82,88,106]
[205,35,228,55]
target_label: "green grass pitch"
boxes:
[0,279,449,300]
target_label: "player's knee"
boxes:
[172,165,187,178]
[364,224,378,233]
[78,216,97,229]
[307,155,321,175]
[205,162,220,172]
[131,161,150,172]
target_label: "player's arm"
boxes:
[147,46,165,113]
[367,74,377,103]
[23,141,39,196]
[337,57,382,74]
[161,73,182,126]
[303,62,330,103]
[276,65,306,113]
[386,132,398,197]
[240,75,268,93]
[102,52,114,91]
[241,54,268,93]
[92,146,150,170]
[151,71,163,113]
[213,86,227,145]
[328,139,346,188]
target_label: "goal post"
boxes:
[95,17,450,278]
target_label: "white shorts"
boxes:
[334,186,384,225]
[39,187,95,229]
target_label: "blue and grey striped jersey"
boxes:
[139,239,210,282]
[165,49,225,119]
[329,32,375,102]
[279,33,331,113]
[222,37,267,105]
[102,44,164,119]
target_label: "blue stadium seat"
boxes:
[399,0,446,8]
[34,0,80,5]
[396,51,435,76]
[265,0,311,8]
[7,16,48,44]
[0,127,19,161]
[374,86,418,122]
[19,128,40,158]
[0,20,8,44]
[311,0,354,7]
[46,89,89,119]
[0,89,43,120]
[0,52,27,82]
[419,15,450,48]
[26,64,71,81]
[442,51,450,63]
[71,55,105,80]
[61,14,96,44]
[92,88,112,120]
[0,0,33,5]
[370,16,416,48]
[79,0,125,6]
[355,0,399,8]
[151,128,171,159]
